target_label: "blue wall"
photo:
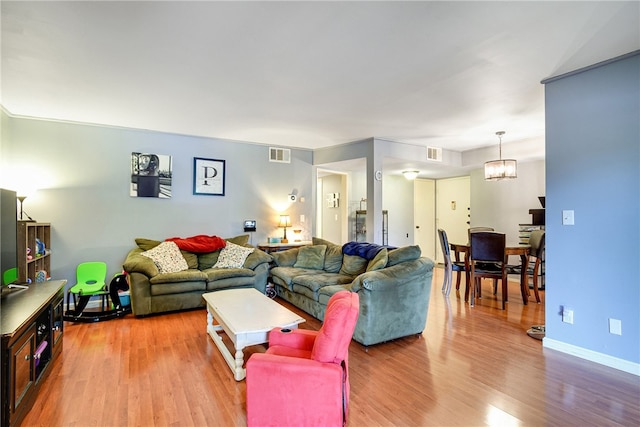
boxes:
[0,113,314,285]
[543,52,639,370]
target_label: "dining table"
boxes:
[449,242,531,305]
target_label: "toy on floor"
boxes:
[63,272,132,323]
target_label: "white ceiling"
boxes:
[2,1,639,175]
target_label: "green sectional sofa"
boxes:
[269,238,434,346]
[122,235,272,316]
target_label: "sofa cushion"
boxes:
[292,273,353,301]
[339,254,368,277]
[149,280,207,296]
[181,251,199,269]
[318,284,353,306]
[293,245,326,270]
[214,242,255,268]
[207,277,256,291]
[198,251,221,270]
[203,267,256,281]
[387,245,422,266]
[270,266,323,289]
[226,234,250,246]
[271,248,300,267]
[149,269,207,284]
[366,248,388,272]
[312,238,343,273]
[135,238,162,251]
[149,269,207,296]
[141,241,189,274]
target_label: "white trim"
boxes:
[543,338,640,376]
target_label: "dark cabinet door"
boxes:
[10,324,36,420]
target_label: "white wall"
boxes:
[470,160,545,246]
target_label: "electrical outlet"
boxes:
[562,309,574,324]
[609,318,622,335]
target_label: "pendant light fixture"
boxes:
[484,131,517,181]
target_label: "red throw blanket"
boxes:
[165,235,226,253]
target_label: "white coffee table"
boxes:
[203,288,305,381]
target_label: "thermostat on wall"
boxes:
[244,220,256,232]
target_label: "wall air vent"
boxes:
[269,147,291,163]
[427,146,442,162]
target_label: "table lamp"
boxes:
[279,215,291,243]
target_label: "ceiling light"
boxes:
[403,171,419,180]
[484,131,517,181]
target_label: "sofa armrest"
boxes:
[243,247,273,270]
[122,248,159,277]
[268,328,317,351]
[350,257,434,292]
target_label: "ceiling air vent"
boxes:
[426,146,442,162]
[269,147,291,163]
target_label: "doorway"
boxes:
[435,176,470,263]
[316,170,348,243]
[414,179,436,260]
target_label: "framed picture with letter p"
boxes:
[193,157,225,196]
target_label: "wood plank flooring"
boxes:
[21,268,640,426]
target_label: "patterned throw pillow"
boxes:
[213,241,255,269]
[140,241,189,274]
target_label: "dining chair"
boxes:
[469,232,508,309]
[437,229,466,296]
[508,230,545,303]
[468,227,495,243]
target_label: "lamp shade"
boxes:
[484,159,517,180]
[278,215,291,228]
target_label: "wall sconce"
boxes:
[485,131,517,181]
[279,215,291,243]
[403,170,419,180]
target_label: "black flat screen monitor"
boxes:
[1,188,18,284]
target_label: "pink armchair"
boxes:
[246,290,360,427]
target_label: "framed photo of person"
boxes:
[193,157,225,196]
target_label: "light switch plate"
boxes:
[609,318,622,335]
[562,210,575,225]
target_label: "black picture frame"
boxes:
[193,157,225,196]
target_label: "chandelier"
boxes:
[484,131,517,181]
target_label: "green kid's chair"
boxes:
[66,261,109,315]
[3,267,18,286]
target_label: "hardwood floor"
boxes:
[22,268,640,426]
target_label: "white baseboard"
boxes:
[543,337,640,376]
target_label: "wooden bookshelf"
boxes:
[16,222,51,284]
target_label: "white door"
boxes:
[414,179,436,260]
[435,176,470,263]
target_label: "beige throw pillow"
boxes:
[214,241,255,269]
[140,241,189,274]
